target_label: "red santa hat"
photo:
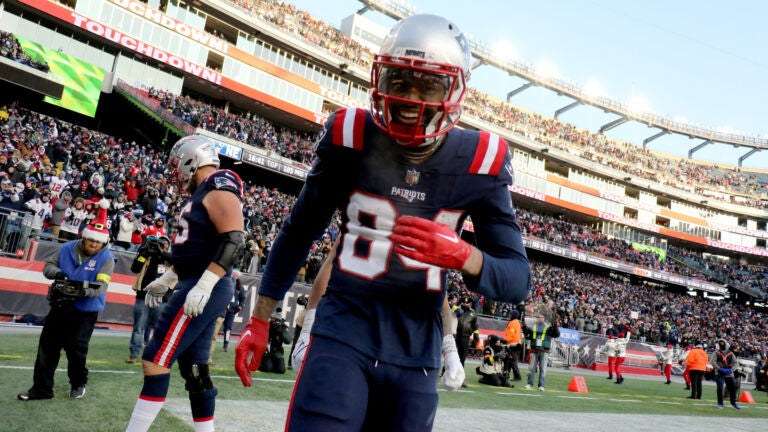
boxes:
[81,199,110,243]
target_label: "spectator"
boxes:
[48,191,71,239]
[113,210,135,250]
[70,180,92,201]
[0,178,22,209]
[24,189,52,237]
[59,197,86,241]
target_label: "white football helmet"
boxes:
[167,135,220,192]
[370,14,471,148]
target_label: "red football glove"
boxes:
[390,216,472,270]
[234,316,269,387]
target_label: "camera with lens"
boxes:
[296,294,308,307]
[138,235,169,258]
[47,279,86,308]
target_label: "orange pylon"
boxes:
[738,390,755,404]
[568,376,589,394]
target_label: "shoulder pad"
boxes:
[323,107,368,151]
[207,170,243,200]
[468,131,509,176]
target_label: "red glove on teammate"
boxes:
[390,216,472,270]
[234,316,269,387]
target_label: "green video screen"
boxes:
[16,36,105,118]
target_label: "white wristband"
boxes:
[301,309,316,334]
[196,269,220,294]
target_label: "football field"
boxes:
[1,325,765,431]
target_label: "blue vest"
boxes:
[57,241,114,312]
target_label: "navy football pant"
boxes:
[286,335,439,432]
[142,276,234,368]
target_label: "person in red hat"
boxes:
[17,199,115,401]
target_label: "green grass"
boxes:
[1,332,766,431]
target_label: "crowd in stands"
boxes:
[147,88,316,166]
[669,246,767,295]
[0,31,49,72]
[449,260,767,359]
[527,261,767,359]
[219,0,768,208]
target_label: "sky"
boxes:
[286,0,768,170]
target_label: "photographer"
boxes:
[287,294,309,369]
[126,235,172,364]
[18,201,115,401]
[258,309,292,374]
[476,335,511,387]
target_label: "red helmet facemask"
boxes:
[370,57,466,148]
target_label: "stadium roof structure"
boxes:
[356,0,766,168]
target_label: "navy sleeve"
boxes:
[464,159,530,304]
[258,114,351,300]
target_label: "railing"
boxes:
[0,208,33,258]
[114,80,197,136]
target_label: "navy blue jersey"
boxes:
[259,108,530,368]
[171,169,243,278]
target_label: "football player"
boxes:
[126,135,245,432]
[236,14,530,431]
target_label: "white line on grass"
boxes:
[213,375,295,383]
[0,365,296,383]
[655,401,682,405]
[609,398,641,403]
[497,392,541,397]
[558,395,597,400]
[0,365,135,374]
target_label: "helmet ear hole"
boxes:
[167,135,220,191]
